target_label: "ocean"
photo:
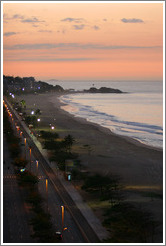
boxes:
[48,80,163,149]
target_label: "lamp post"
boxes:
[36,160,39,176]
[29,146,32,171]
[24,138,26,159]
[61,205,64,233]
[46,178,48,211]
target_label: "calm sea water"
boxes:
[48,81,163,149]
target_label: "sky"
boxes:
[2,1,164,81]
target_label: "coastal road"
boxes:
[4,98,101,243]
[3,136,36,243]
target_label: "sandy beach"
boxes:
[17,92,163,191]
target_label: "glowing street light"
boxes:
[36,160,39,176]
[51,126,54,130]
[16,126,20,135]
[24,138,26,158]
[46,178,48,210]
[29,146,32,171]
[61,205,64,233]
[31,110,34,115]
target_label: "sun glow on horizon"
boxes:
[2,1,164,81]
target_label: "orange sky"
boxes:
[3,1,164,81]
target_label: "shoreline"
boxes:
[16,92,163,189]
[57,93,163,153]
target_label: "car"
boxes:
[55,231,62,240]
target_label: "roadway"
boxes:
[3,135,36,243]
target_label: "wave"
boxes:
[59,95,163,148]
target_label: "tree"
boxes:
[35,108,41,116]
[18,171,39,187]
[63,134,75,153]
[20,99,26,109]
[13,157,28,169]
[103,203,159,243]
[82,174,122,202]
[25,115,37,127]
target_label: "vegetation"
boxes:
[103,202,159,243]
[35,108,41,116]
[3,106,21,158]
[3,75,64,94]
[63,134,75,153]
[17,171,39,187]
[13,157,28,169]
[20,99,26,109]
[25,115,37,127]
[82,174,123,203]
[30,212,56,243]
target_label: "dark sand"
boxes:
[17,92,163,190]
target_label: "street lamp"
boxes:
[24,138,26,158]
[46,178,48,211]
[61,205,64,233]
[29,146,32,171]
[36,160,39,176]
[16,126,20,135]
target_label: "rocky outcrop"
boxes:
[84,86,123,93]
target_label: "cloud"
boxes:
[4,56,95,62]
[38,29,52,33]
[61,17,85,23]
[32,24,39,28]
[121,18,144,23]
[57,29,66,34]
[4,42,162,51]
[4,13,24,21]
[4,32,18,37]
[12,14,24,20]
[73,25,85,30]
[21,17,45,23]
[92,25,100,30]
[3,13,45,26]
